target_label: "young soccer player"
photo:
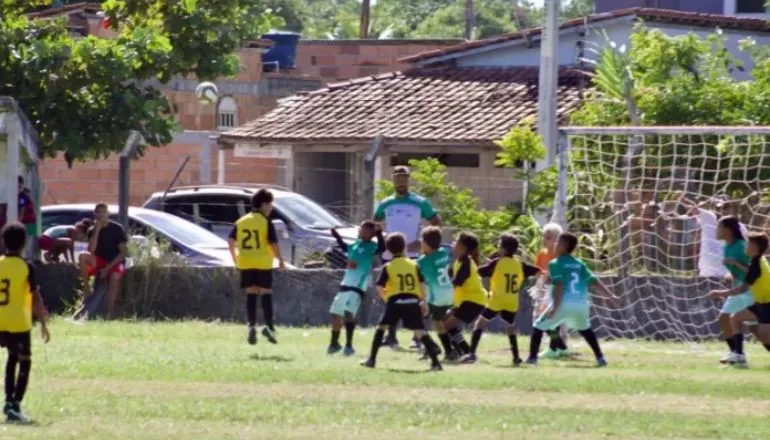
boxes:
[417,227,454,358]
[534,223,570,359]
[441,232,487,361]
[0,222,51,422]
[527,232,618,367]
[709,233,770,368]
[463,233,540,366]
[711,216,753,365]
[327,221,385,355]
[228,189,285,346]
[361,233,442,370]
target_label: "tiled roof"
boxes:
[220,67,586,146]
[27,2,103,19]
[401,7,770,64]
[299,39,466,45]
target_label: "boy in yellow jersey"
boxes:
[441,232,487,361]
[0,222,50,423]
[361,233,442,371]
[463,233,540,366]
[709,233,770,368]
[228,189,285,346]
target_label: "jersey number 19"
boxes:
[398,273,416,291]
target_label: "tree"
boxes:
[414,0,536,40]
[0,0,281,164]
[561,0,594,20]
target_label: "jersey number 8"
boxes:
[0,278,10,306]
[240,229,261,250]
[397,273,416,291]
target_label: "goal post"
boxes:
[555,126,770,341]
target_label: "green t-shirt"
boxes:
[723,239,750,282]
[549,255,596,304]
[374,192,436,257]
[417,247,453,306]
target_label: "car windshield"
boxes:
[275,195,347,229]
[133,210,227,249]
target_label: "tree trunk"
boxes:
[464,0,475,40]
[360,0,371,39]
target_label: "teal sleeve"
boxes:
[549,261,562,284]
[420,199,437,219]
[581,262,597,284]
[374,202,385,221]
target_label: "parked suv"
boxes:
[142,185,359,264]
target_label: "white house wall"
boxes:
[456,20,770,80]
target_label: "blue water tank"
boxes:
[262,32,301,71]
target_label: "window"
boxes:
[736,0,766,13]
[389,153,480,168]
[216,96,237,130]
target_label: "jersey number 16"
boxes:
[240,229,261,250]
[503,274,519,294]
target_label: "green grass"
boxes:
[5,320,770,439]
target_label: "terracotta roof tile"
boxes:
[221,66,586,146]
[401,7,770,64]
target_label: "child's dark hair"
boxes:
[748,233,769,255]
[719,216,744,241]
[457,231,479,254]
[94,202,108,211]
[385,233,406,255]
[559,232,578,254]
[421,226,443,251]
[360,220,377,233]
[251,189,274,209]
[2,222,27,253]
[499,233,519,257]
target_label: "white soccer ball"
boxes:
[195,81,219,105]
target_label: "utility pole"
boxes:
[538,0,560,165]
[360,0,371,39]
[464,0,475,40]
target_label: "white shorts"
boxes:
[721,292,754,315]
[535,301,591,332]
[329,291,362,317]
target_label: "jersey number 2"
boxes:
[241,229,261,250]
[0,278,10,306]
[398,274,416,291]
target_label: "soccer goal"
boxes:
[553,126,770,341]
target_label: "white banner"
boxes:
[233,144,292,159]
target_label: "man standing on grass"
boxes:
[374,166,441,349]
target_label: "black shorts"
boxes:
[240,269,273,289]
[480,308,517,326]
[748,303,770,324]
[451,301,485,324]
[427,304,451,321]
[379,294,425,330]
[0,331,31,356]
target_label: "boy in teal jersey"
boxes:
[328,221,385,355]
[417,227,454,357]
[527,232,618,367]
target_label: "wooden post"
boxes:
[464,0,475,40]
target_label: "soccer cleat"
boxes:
[430,362,443,371]
[596,357,608,367]
[557,349,571,359]
[728,353,748,368]
[513,358,523,367]
[247,326,257,345]
[540,348,562,360]
[410,339,422,350]
[443,350,460,363]
[4,402,28,423]
[327,344,342,355]
[525,357,538,366]
[343,346,355,357]
[459,353,477,364]
[719,352,733,364]
[360,358,376,368]
[262,327,278,344]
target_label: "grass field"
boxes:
[3,320,770,439]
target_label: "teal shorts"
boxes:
[721,292,754,315]
[329,290,362,317]
[535,301,591,332]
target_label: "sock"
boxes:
[764,343,770,352]
[529,329,544,359]
[448,327,470,355]
[386,326,397,343]
[246,295,258,327]
[549,337,558,351]
[733,333,744,355]
[420,335,441,364]
[438,332,453,354]
[14,360,30,404]
[579,329,604,360]
[726,336,736,353]
[344,321,355,347]
[549,331,567,351]
[330,330,340,346]
[261,294,274,331]
[470,329,483,355]
[370,329,385,361]
[508,334,520,360]
[4,353,17,403]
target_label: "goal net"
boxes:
[556,127,770,341]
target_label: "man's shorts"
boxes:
[379,294,425,330]
[480,308,516,326]
[38,235,55,251]
[450,301,485,324]
[329,290,363,317]
[0,331,31,356]
[535,301,591,332]
[240,269,273,289]
[427,304,451,321]
[87,256,126,278]
[747,303,770,324]
[721,292,754,315]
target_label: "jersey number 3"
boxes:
[240,229,261,250]
[0,278,10,306]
